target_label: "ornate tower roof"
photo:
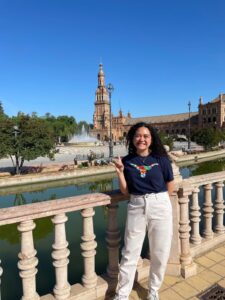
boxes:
[98,63,105,87]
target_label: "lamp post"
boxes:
[13,125,20,174]
[107,83,114,160]
[188,101,191,150]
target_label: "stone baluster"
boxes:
[202,184,214,239]
[0,260,3,300]
[81,208,97,288]
[17,220,39,300]
[52,213,71,299]
[105,202,121,279]
[178,185,197,278]
[190,187,201,245]
[214,181,225,234]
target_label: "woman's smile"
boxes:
[133,126,151,155]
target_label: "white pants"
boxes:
[116,192,173,299]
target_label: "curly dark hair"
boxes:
[126,122,168,157]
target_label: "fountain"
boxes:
[67,125,99,146]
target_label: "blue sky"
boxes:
[0,0,225,123]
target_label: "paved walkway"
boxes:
[100,242,225,300]
[0,145,127,169]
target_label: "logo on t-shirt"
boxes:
[129,163,159,178]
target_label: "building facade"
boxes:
[91,63,130,142]
[90,64,225,142]
[198,94,225,129]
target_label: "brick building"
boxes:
[90,64,224,142]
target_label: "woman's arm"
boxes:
[166,180,175,196]
[111,157,129,196]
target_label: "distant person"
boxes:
[73,156,78,166]
[112,122,174,300]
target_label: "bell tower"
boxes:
[93,64,110,130]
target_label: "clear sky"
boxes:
[0,0,225,123]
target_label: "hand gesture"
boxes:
[111,156,124,175]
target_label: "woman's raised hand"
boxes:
[111,156,124,174]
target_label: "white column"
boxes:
[202,184,214,239]
[17,220,39,300]
[52,213,71,299]
[178,186,197,278]
[105,202,121,279]
[190,187,201,245]
[214,181,225,234]
[81,208,97,288]
[0,260,3,300]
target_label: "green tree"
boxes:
[44,114,77,143]
[0,101,4,116]
[191,127,225,150]
[0,101,7,120]
[0,114,56,174]
[159,132,174,151]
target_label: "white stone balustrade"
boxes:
[178,185,197,278]
[202,183,214,239]
[80,207,98,288]
[52,213,71,299]
[0,260,3,300]
[105,202,121,279]
[190,187,201,245]
[0,171,225,299]
[214,181,225,234]
[17,220,40,300]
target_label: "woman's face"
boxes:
[133,126,152,154]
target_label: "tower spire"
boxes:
[98,63,105,87]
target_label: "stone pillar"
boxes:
[214,182,225,234]
[202,184,214,239]
[167,189,182,276]
[17,220,39,300]
[105,202,121,279]
[52,213,71,299]
[178,185,197,278]
[190,187,201,245]
[81,208,97,288]
[0,259,3,300]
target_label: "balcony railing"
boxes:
[0,169,224,299]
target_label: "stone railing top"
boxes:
[0,193,111,226]
[181,170,225,188]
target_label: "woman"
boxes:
[112,122,174,300]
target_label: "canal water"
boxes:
[1,158,225,299]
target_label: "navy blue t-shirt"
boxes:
[122,154,174,195]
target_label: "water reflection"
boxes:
[180,157,225,178]
[0,217,53,244]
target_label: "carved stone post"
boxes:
[17,220,39,300]
[105,202,121,279]
[52,213,71,299]
[0,260,3,300]
[214,181,225,234]
[178,185,197,278]
[190,187,201,245]
[81,208,97,288]
[202,184,214,239]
